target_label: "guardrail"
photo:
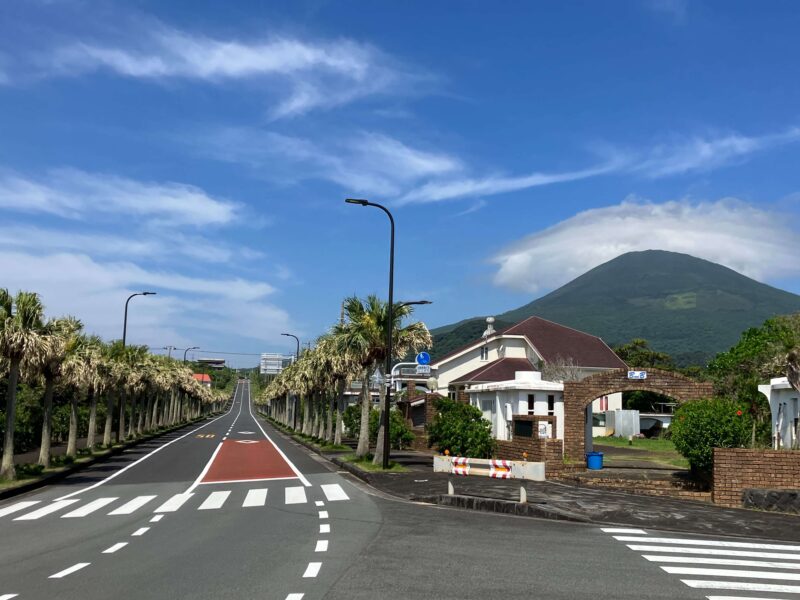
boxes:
[433,453,545,503]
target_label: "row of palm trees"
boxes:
[259,294,431,466]
[0,289,229,481]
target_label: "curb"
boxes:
[0,414,218,502]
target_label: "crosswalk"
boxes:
[0,483,350,523]
[603,527,800,598]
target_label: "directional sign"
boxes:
[416,352,431,366]
[627,370,647,380]
[416,364,431,375]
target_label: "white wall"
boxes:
[434,335,535,391]
[470,388,564,441]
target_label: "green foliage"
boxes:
[342,405,414,450]
[614,338,675,370]
[427,397,495,458]
[670,398,753,473]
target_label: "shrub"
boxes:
[670,397,752,474]
[343,405,415,449]
[427,397,495,458]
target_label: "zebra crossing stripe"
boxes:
[199,491,230,510]
[285,487,307,505]
[320,484,349,502]
[243,488,268,507]
[14,499,79,520]
[62,497,118,518]
[613,536,800,551]
[155,493,194,513]
[109,495,157,515]
[643,554,800,569]
[0,501,40,518]
[682,580,800,594]
[628,544,800,560]
[664,566,800,581]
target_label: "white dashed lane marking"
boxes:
[318,511,328,519]
[320,524,330,534]
[315,540,328,552]
[303,562,321,578]
[49,562,90,579]
[131,527,150,537]
[102,543,128,554]
[0,594,19,599]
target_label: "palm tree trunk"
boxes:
[136,396,144,436]
[1,357,22,480]
[326,391,335,442]
[303,395,312,436]
[334,380,346,446]
[356,367,372,458]
[86,386,97,450]
[117,388,127,443]
[127,395,136,439]
[144,395,153,432]
[38,375,56,467]
[311,394,320,439]
[66,393,79,458]
[103,394,114,447]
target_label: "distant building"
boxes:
[192,373,212,387]
[260,353,294,375]
[759,377,800,450]
[197,358,226,370]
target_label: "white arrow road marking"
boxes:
[235,439,258,444]
[49,563,90,579]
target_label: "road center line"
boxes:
[186,442,223,494]
[49,563,90,579]
[285,595,304,600]
[320,524,330,534]
[315,540,328,552]
[303,562,321,578]
[102,543,128,554]
[131,527,150,536]
[318,511,329,519]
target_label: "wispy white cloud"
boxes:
[33,24,428,118]
[646,0,688,21]
[0,168,238,226]
[491,198,800,294]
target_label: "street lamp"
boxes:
[122,291,156,347]
[345,198,396,469]
[183,346,199,363]
[163,346,176,359]
[281,333,301,363]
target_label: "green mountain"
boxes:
[431,250,800,366]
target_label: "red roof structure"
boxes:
[192,373,212,384]
[451,358,535,385]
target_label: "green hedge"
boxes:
[426,397,495,458]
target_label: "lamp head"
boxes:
[142,291,157,296]
[345,198,369,206]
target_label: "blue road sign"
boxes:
[416,352,431,365]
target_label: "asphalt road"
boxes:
[2,381,798,599]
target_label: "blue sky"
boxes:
[2,0,800,366]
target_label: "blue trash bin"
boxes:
[586,451,604,470]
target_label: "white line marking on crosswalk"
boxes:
[0,501,40,518]
[243,488,268,507]
[150,515,164,523]
[285,594,304,600]
[0,594,19,599]
[109,495,157,516]
[303,562,321,578]
[318,510,328,519]
[320,524,330,534]
[665,566,800,581]
[315,501,324,507]
[102,543,128,554]
[132,527,150,536]
[315,540,328,552]
[49,562,90,578]
[285,487,307,505]
[705,596,793,600]
[62,497,118,518]
[14,499,79,520]
[683,580,800,594]
[644,554,800,569]
[155,493,194,513]
[601,528,646,534]
[320,484,349,502]
[199,491,230,510]
[628,544,800,560]
[614,536,800,551]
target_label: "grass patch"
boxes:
[594,435,689,469]
[593,436,677,452]
[340,453,408,473]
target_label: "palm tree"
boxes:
[0,290,49,480]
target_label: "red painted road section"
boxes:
[202,440,297,483]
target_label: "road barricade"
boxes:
[433,454,545,503]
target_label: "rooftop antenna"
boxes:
[482,316,496,340]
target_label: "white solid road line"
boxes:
[601,528,646,534]
[285,487,307,505]
[318,511,329,519]
[186,442,223,494]
[49,562,90,579]
[665,566,800,581]
[62,497,118,518]
[683,580,800,594]
[109,495,157,516]
[303,562,322,578]
[132,527,150,536]
[320,484,349,502]
[315,501,324,507]
[155,493,194,513]
[614,536,800,551]
[56,397,238,501]
[0,594,19,599]
[705,596,795,600]
[14,499,79,520]
[243,488,268,507]
[320,524,330,534]
[315,540,329,552]
[199,491,230,510]
[644,554,800,569]
[0,500,40,518]
[628,544,800,560]
[102,543,128,554]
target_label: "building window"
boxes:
[480,346,489,361]
[448,385,456,401]
[527,394,535,415]
[547,394,555,416]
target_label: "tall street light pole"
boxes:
[183,346,199,363]
[281,333,301,363]
[163,346,176,359]
[282,333,301,430]
[345,198,395,469]
[122,291,156,348]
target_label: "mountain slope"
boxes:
[431,250,800,366]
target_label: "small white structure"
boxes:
[758,377,800,450]
[466,371,565,441]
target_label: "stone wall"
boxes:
[713,448,800,509]
[496,437,564,477]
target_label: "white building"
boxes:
[758,377,800,450]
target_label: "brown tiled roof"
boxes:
[433,315,626,370]
[504,316,627,369]
[451,358,535,385]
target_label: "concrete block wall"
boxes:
[713,448,800,508]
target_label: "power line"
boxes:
[152,348,263,357]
